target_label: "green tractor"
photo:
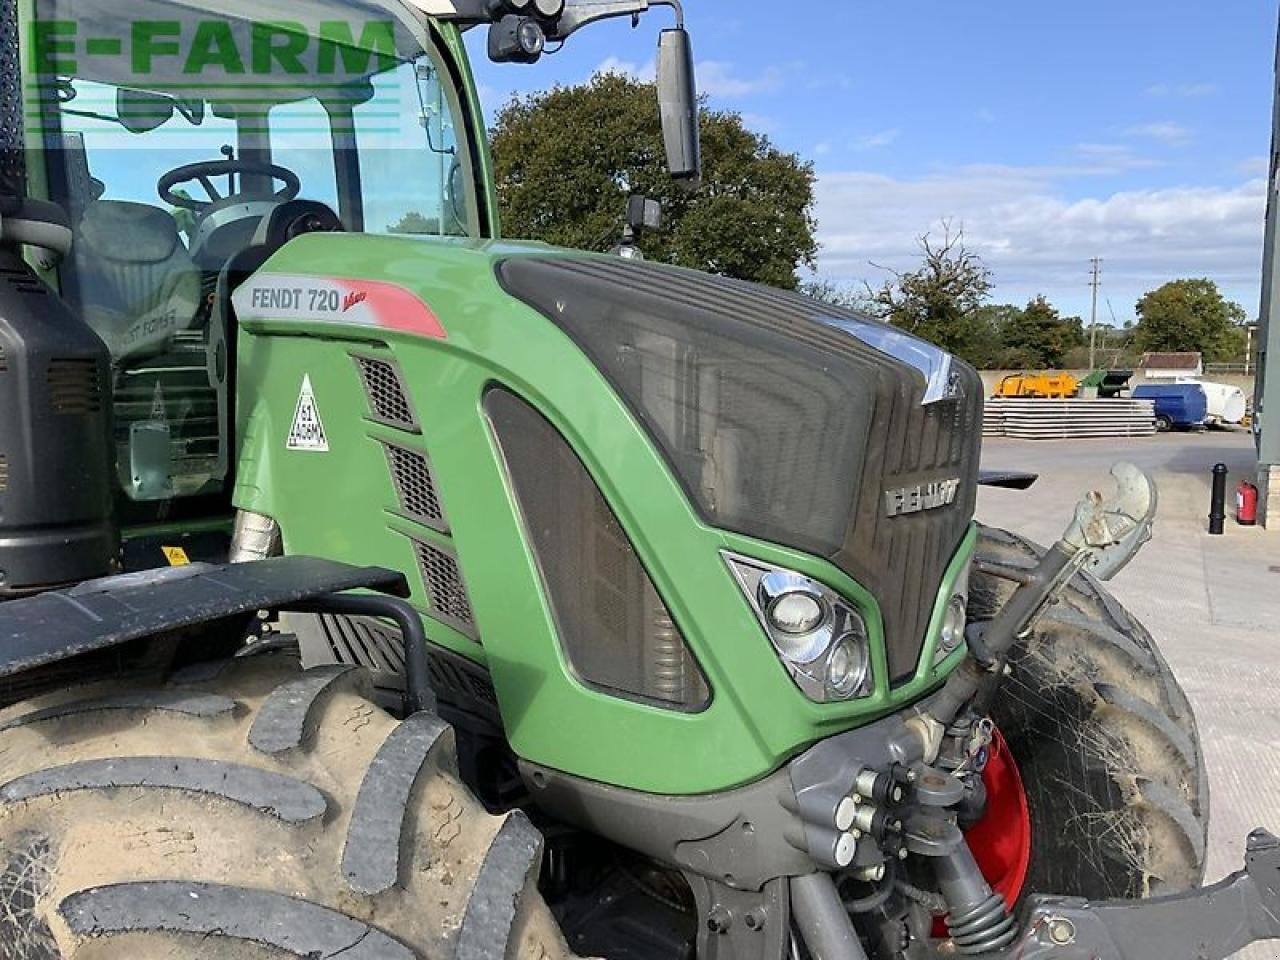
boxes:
[0,2,1277,958]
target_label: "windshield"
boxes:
[28,0,481,515]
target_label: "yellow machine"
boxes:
[993,372,1080,399]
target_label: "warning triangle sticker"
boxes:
[287,375,329,452]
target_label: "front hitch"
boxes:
[1007,829,1280,960]
[787,830,1280,960]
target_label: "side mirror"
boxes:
[657,28,701,187]
[116,88,175,134]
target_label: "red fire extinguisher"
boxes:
[1237,481,1259,526]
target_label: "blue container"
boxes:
[1132,383,1208,430]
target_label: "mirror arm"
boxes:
[548,0,681,41]
[428,0,680,33]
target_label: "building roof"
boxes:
[1139,352,1203,370]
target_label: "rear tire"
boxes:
[969,525,1208,901]
[1155,415,1172,432]
[0,651,576,959]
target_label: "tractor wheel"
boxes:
[0,650,576,959]
[967,524,1208,903]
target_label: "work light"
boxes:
[533,0,565,17]
[726,554,872,702]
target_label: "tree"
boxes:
[1134,279,1248,361]
[798,278,871,312]
[491,73,818,289]
[388,211,441,234]
[866,225,994,361]
[999,296,1085,369]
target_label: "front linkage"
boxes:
[529,463,1280,960]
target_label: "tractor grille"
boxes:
[0,453,7,493]
[411,537,477,638]
[46,358,102,415]
[499,256,981,683]
[384,442,447,531]
[428,653,500,714]
[0,266,46,298]
[315,613,406,677]
[353,355,418,431]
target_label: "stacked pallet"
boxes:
[983,398,1156,440]
[982,403,1007,438]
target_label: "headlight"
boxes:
[937,594,967,659]
[758,570,828,638]
[726,553,872,702]
[826,633,870,699]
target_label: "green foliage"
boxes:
[1134,278,1248,361]
[388,211,441,234]
[798,278,870,312]
[490,73,818,289]
[996,296,1086,369]
[866,226,994,360]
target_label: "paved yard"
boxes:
[977,430,1280,958]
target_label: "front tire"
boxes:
[0,651,576,959]
[970,525,1208,901]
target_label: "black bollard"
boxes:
[1209,463,1228,535]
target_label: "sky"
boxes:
[465,1,1278,325]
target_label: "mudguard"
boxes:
[0,557,407,678]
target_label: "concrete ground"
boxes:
[977,429,1280,959]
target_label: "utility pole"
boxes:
[1088,258,1102,371]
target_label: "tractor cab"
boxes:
[27,0,486,529]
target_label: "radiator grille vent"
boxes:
[428,654,499,711]
[317,613,406,677]
[0,454,8,493]
[0,345,7,372]
[46,358,102,414]
[0,267,46,298]
[353,356,418,431]
[412,538,476,638]
[384,443,446,530]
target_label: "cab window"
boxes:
[31,4,481,517]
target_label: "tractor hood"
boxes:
[497,255,983,683]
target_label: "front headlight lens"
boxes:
[758,571,828,636]
[826,634,870,699]
[727,554,872,702]
[939,595,967,656]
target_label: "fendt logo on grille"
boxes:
[884,479,962,517]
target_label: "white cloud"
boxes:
[1241,156,1270,177]
[697,61,782,99]
[1145,82,1219,98]
[1072,143,1159,171]
[1125,121,1193,145]
[594,55,655,81]
[812,165,1265,319]
[854,128,901,151]
[738,112,779,134]
[592,57,780,100]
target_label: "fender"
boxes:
[0,557,408,688]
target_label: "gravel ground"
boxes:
[977,429,1280,959]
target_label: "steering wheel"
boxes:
[159,159,301,212]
